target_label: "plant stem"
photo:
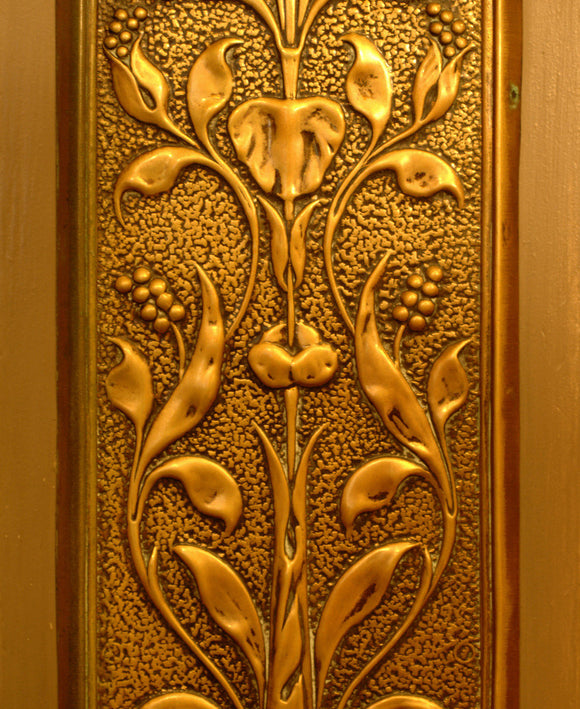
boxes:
[393,324,406,368]
[287,265,296,347]
[170,322,186,379]
[285,387,298,479]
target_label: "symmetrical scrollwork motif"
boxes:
[104,3,474,709]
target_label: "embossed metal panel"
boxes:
[57,2,520,709]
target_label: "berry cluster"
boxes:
[115,267,186,334]
[392,265,443,332]
[103,6,148,58]
[426,3,468,59]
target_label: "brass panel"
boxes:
[57,1,520,708]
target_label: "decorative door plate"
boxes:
[57,1,520,708]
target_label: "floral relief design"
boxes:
[103,3,476,709]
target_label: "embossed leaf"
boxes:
[341,457,430,536]
[139,265,224,470]
[228,97,345,204]
[427,339,470,445]
[290,200,319,288]
[248,342,293,388]
[131,35,170,114]
[187,38,241,147]
[114,146,208,225]
[315,542,419,702]
[108,37,171,126]
[141,692,220,709]
[412,40,442,123]
[424,44,473,123]
[174,545,265,695]
[355,255,451,505]
[343,34,393,141]
[364,149,464,206]
[109,51,157,124]
[106,337,153,432]
[363,696,444,709]
[142,457,242,534]
[258,197,288,291]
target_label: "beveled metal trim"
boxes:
[56,0,97,707]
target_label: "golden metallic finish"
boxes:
[57,1,520,708]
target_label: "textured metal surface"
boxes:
[57,2,520,708]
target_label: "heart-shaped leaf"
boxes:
[341,457,430,536]
[343,34,393,143]
[228,97,345,204]
[140,692,220,709]
[258,197,288,291]
[174,545,265,696]
[114,146,208,225]
[424,44,474,123]
[315,542,419,704]
[412,40,442,123]
[290,200,319,288]
[362,149,464,207]
[427,339,470,445]
[138,265,224,471]
[362,696,444,709]
[355,255,451,507]
[187,38,241,149]
[141,456,242,533]
[106,337,153,433]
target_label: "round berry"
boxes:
[456,36,468,49]
[422,281,439,297]
[115,275,132,293]
[104,35,118,48]
[430,21,443,35]
[418,299,435,316]
[401,290,419,308]
[149,278,166,296]
[452,20,466,34]
[109,21,123,33]
[426,3,441,16]
[119,30,132,43]
[117,46,129,57]
[134,6,148,19]
[426,265,443,282]
[114,9,128,21]
[393,306,410,323]
[444,46,456,58]
[141,304,157,321]
[133,266,150,283]
[132,286,150,303]
[440,10,454,24]
[127,18,139,29]
[156,292,174,311]
[154,316,170,334]
[409,315,427,332]
[440,31,453,45]
[169,304,186,321]
[407,274,423,290]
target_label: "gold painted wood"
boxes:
[57,2,520,708]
